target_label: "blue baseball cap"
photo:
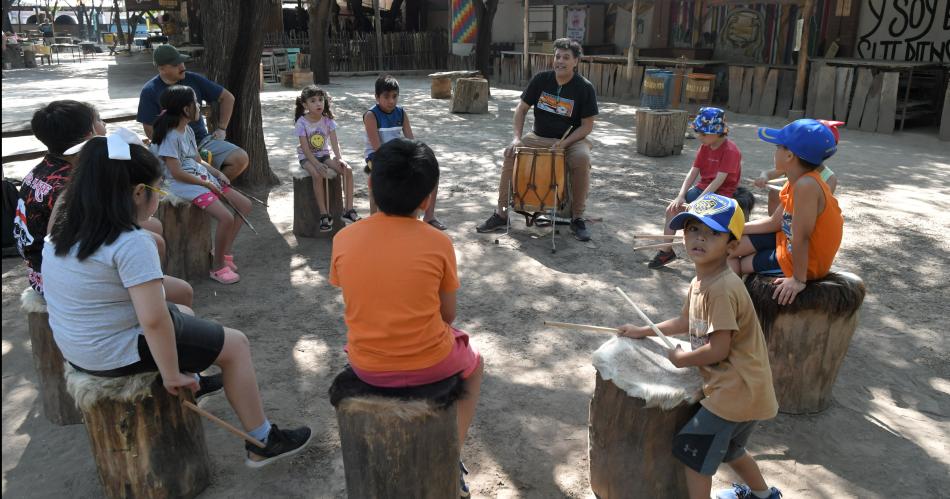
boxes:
[692,107,726,134]
[669,193,745,240]
[757,119,837,165]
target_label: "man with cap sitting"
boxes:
[137,45,249,182]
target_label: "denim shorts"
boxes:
[747,233,784,275]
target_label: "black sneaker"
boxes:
[459,461,470,498]
[319,215,332,232]
[195,373,224,401]
[648,250,678,269]
[570,218,591,241]
[475,212,507,233]
[244,424,313,469]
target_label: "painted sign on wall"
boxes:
[857,0,950,62]
[451,0,477,56]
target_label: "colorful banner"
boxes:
[451,0,477,45]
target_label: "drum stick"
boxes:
[229,186,268,207]
[182,400,265,448]
[555,126,574,149]
[633,234,682,239]
[633,241,683,251]
[614,287,675,349]
[767,184,782,192]
[544,320,620,334]
[220,195,258,235]
[746,177,787,186]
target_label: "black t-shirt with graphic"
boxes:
[521,70,598,139]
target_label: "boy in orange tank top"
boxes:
[727,119,843,305]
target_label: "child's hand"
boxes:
[204,180,223,196]
[667,345,687,368]
[754,173,768,189]
[772,277,806,305]
[617,324,648,339]
[667,197,686,213]
[162,371,199,396]
[215,172,230,186]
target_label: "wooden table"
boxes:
[810,58,945,132]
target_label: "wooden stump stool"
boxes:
[589,336,702,498]
[427,70,480,99]
[745,271,866,414]
[20,288,83,426]
[450,78,490,114]
[65,367,211,499]
[329,367,463,498]
[636,109,688,157]
[292,167,345,238]
[155,194,212,282]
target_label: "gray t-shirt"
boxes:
[41,229,164,371]
[152,126,220,201]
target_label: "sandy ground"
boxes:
[2,56,949,498]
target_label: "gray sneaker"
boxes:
[476,212,507,233]
[570,218,591,241]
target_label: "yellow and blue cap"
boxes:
[669,193,745,240]
[757,118,837,164]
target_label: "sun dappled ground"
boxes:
[3,63,949,498]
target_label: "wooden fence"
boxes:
[263,30,474,72]
[495,52,644,101]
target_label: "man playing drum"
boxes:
[475,38,598,241]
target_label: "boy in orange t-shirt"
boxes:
[329,138,483,497]
[728,119,843,305]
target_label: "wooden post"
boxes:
[67,370,211,499]
[156,197,213,282]
[589,337,703,498]
[791,0,815,116]
[522,0,530,84]
[292,171,345,238]
[744,272,866,414]
[373,0,383,71]
[451,78,490,113]
[625,0,639,81]
[335,397,459,498]
[21,288,83,426]
[636,109,688,157]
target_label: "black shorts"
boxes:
[672,406,758,475]
[72,303,225,377]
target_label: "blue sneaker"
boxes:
[716,484,782,499]
[459,461,470,498]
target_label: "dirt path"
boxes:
[3,74,948,498]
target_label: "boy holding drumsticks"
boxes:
[619,194,781,499]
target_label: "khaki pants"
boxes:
[497,132,592,218]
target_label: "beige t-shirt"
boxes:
[682,268,778,422]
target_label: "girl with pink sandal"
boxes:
[151,85,252,284]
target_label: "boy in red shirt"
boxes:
[650,107,742,269]
[330,138,483,497]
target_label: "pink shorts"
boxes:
[351,328,481,388]
[192,185,232,209]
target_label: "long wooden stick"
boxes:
[767,184,782,192]
[614,286,675,349]
[229,186,268,207]
[182,400,265,448]
[633,234,682,239]
[219,194,258,235]
[633,241,683,251]
[544,320,619,334]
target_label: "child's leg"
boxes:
[204,200,235,271]
[303,163,328,216]
[214,327,267,431]
[456,358,483,448]
[727,236,756,274]
[423,185,438,222]
[163,275,194,308]
[724,451,769,491]
[660,202,687,252]
[325,159,350,211]
[221,188,252,255]
[684,467,713,499]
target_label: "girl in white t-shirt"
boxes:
[151,85,252,284]
[43,136,311,467]
[294,85,359,232]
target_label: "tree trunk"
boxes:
[309,0,332,85]
[3,0,15,33]
[635,109,688,157]
[472,0,498,81]
[450,77,489,113]
[199,0,280,186]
